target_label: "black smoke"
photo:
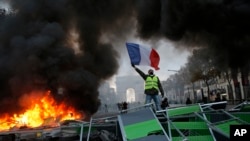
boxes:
[1,0,250,116]
[135,0,250,71]
[0,0,135,116]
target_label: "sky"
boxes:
[0,1,10,11]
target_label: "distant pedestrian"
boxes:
[117,102,122,111]
[104,104,108,113]
[215,94,221,102]
[222,96,227,101]
[122,101,128,113]
[123,102,128,110]
[186,97,192,105]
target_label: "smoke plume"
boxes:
[0,0,135,116]
[136,0,250,71]
[0,0,250,116]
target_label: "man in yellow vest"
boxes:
[132,64,164,111]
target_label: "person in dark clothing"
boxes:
[104,104,108,113]
[131,64,164,110]
[215,94,221,102]
[122,101,128,113]
[117,102,122,111]
[186,97,192,105]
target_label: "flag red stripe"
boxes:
[150,48,160,70]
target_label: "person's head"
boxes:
[148,69,154,75]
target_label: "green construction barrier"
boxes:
[124,119,162,140]
[232,112,250,123]
[168,105,201,117]
[215,120,242,135]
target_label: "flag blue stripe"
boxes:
[126,43,141,65]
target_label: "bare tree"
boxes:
[187,48,221,103]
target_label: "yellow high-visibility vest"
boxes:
[145,76,159,90]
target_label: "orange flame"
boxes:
[0,90,83,131]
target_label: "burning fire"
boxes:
[0,90,83,131]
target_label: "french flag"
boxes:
[126,42,160,70]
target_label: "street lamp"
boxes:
[168,69,179,73]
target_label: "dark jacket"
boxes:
[134,67,164,97]
[186,98,192,105]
